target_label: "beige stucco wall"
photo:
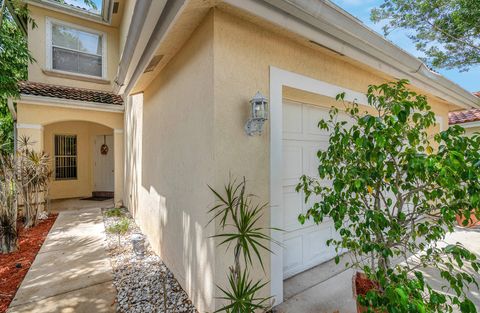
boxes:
[125,7,455,312]
[17,103,123,129]
[463,126,480,137]
[17,102,124,202]
[28,5,119,91]
[210,8,450,304]
[43,121,112,199]
[124,13,216,312]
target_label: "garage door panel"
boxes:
[283,101,303,135]
[283,185,315,230]
[283,236,303,274]
[282,101,338,279]
[304,141,328,177]
[304,104,332,138]
[303,226,332,264]
[282,144,303,181]
[283,188,304,231]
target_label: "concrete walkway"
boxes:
[8,203,116,313]
[276,227,480,313]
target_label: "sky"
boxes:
[331,0,479,93]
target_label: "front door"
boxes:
[94,135,114,192]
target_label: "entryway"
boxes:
[42,120,119,202]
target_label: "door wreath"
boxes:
[100,135,109,155]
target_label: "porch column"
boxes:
[17,124,44,152]
[114,128,124,206]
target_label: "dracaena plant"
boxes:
[208,177,278,313]
[16,136,51,228]
[296,80,480,312]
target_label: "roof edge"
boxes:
[18,94,125,113]
[227,0,479,109]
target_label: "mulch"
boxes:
[0,214,58,313]
[355,272,379,296]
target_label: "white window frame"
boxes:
[45,17,107,80]
[38,0,113,24]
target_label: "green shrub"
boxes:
[107,217,129,245]
[208,177,278,313]
[297,80,480,312]
[105,207,123,218]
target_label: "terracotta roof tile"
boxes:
[449,109,480,125]
[448,92,480,125]
[18,81,123,106]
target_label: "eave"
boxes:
[17,94,124,113]
[256,0,479,109]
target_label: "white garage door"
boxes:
[282,100,347,279]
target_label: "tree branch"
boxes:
[425,19,480,53]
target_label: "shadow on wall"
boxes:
[124,94,215,312]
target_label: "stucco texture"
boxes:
[28,5,119,91]
[125,7,454,312]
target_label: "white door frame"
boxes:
[269,66,367,305]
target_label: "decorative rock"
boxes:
[102,208,198,313]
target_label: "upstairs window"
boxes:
[54,135,78,180]
[39,0,111,23]
[46,18,106,78]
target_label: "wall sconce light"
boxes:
[245,91,268,136]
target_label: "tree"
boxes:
[297,80,480,312]
[0,0,35,153]
[371,0,480,71]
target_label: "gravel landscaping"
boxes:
[102,207,198,313]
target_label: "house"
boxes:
[10,0,480,311]
[449,92,480,135]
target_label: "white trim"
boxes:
[45,17,108,80]
[17,123,44,130]
[18,94,124,113]
[114,129,124,134]
[7,98,16,121]
[269,66,369,305]
[455,121,480,129]
[28,0,112,25]
[435,115,445,131]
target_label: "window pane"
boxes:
[52,24,79,50]
[53,47,79,73]
[78,31,102,55]
[51,23,103,77]
[78,53,102,77]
